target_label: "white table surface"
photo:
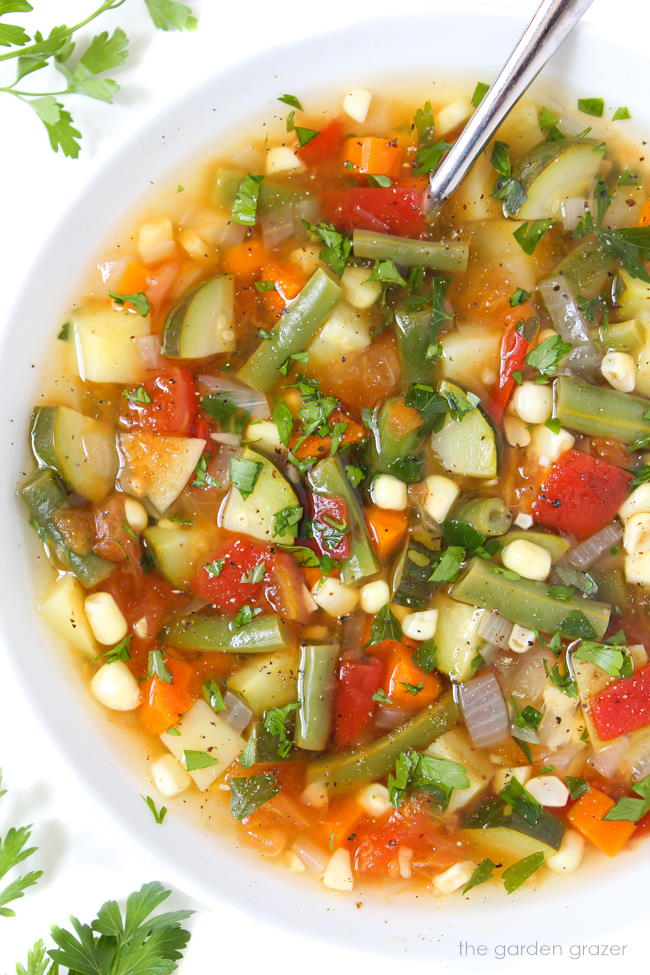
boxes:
[1,0,647,971]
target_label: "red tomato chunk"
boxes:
[333,655,383,747]
[191,538,269,613]
[311,494,351,561]
[120,365,197,436]
[590,664,650,741]
[532,449,632,540]
[322,182,427,237]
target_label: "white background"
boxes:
[0,0,647,971]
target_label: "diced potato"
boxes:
[426,728,493,812]
[137,217,175,264]
[308,301,371,363]
[160,699,245,791]
[440,325,501,392]
[119,432,206,513]
[39,574,98,658]
[72,304,150,384]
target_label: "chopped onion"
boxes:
[210,431,241,447]
[506,648,553,702]
[566,522,623,570]
[221,691,253,734]
[589,736,629,778]
[561,197,589,232]
[538,276,591,346]
[137,335,165,370]
[198,375,269,420]
[262,206,295,249]
[511,723,540,745]
[374,706,409,732]
[294,197,318,227]
[458,672,510,749]
[477,609,513,650]
[291,835,328,875]
[220,221,247,249]
[538,741,584,773]
[559,341,602,377]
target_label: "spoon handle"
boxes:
[427,0,595,203]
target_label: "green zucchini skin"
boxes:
[31,405,118,503]
[162,274,235,359]
[430,381,499,479]
[512,139,602,220]
[161,612,289,652]
[21,469,113,588]
[461,797,566,859]
[306,693,459,795]
[392,534,440,608]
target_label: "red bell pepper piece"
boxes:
[590,664,650,741]
[296,118,345,166]
[321,181,427,237]
[190,537,269,613]
[333,655,384,747]
[489,324,529,422]
[532,449,632,540]
[311,494,351,561]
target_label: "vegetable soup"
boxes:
[22,81,650,897]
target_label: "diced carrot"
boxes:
[385,398,422,437]
[365,505,408,560]
[139,658,200,735]
[119,262,150,295]
[303,566,323,589]
[222,239,270,279]
[638,199,650,227]
[315,797,365,850]
[145,261,181,313]
[383,644,441,711]
[567,786,636,856]
[261,261,307,317]
[291,409,365,460]
[342,136,403,180]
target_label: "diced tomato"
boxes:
[321,181,427,237]
[311,494,351,561]
[102,563,187,662]
[92,495,140,563]
[296,118,345,166]
[532,449,632,540]
[590,664,650,741]
[353,796,456,875]
[120,365,198,436]
[139,657,200,734]
[489,324,529,422]
[190,537,270,613]
[333,654,384,747]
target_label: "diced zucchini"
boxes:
[307,456,379,584]
[160,699,245,791]
[119,432,206,514]
[226,649,300,714]
[425,728,493,813]
[161,612,289,652]
[244,715,301,764]
[461,797,565,863]
[243,420,283,456]
[72,303,149,384]
[430,381,498,478]
[31,405,118,503]
[618,269,650,321]
[512,139,602,220]
[392,531,440,608]
[21,470,113,588]
[307,301,370,365]
[162,274,235,359]
[604,184,645,229]
[39,574,98,658]
[221,446,299,543]
[556,237,613,299]
[572,653,612,751]
[498,530,569,563]
[144,521,219,589]
[431,593,485,682]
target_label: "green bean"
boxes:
[295,643,339,751]
[352,230,469,271]
[457,497,513,537]
[237,269,342,392]
[306,693,459,795]
[395,309,437,384]
[593,567,628,610]
[556,375,650,445]
[599,319,643,353]
[498,530,569,563]
[451,558,611,639]
[212,166,312,212]
[21,470,113,588]
[161,612,289,652]
[555,237,613,298]
[307,456,379,583]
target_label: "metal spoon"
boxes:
[427,0,595,206]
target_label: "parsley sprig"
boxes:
[0,770,42,918]
[0,1,197,158]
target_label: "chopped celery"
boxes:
[556,375,650,444]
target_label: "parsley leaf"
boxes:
[598,226,650,283]
[278,93,303,110]
[499,776,542,826]
[603,773,650,822]
[525,334,572,375]
[147,649,172,683]
[370,259,407,287]
[545,661,578,698]
[578,96,604,117]
[368,605,402,645]
[573,640,631,678]
[184,749,218,771]
[263,702,299,758]
[48,881,192,972]
[510,287,531,306]
[272,504,303,537]
[566,776,590,800]
[191,453,221,490]
[413,100,435,144]
[372,689,392,703]
[230,604,262,631]
[429,546,465,583]
[463,857,495,894]
[412,639,437,673]
[229,456,262,499]
[612,106,631,121]
[141,794,167,825]
[108,289,151,316]
[304,220,351,276]
[502,851,545,893]
[414,138,451,175]
[0,772,42,918]
[229,772,281,820]
[202,393,250,434]
[513,219,554,254]
[471,81,490,107]
[490,140,527,215]
[232,172,264,226]
[29,96,81,158]
[202,678,226,713]
[95,633,131,665]
[560,610,596,640]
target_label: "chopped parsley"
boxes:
[142,794,167,825]
[202,679,226,713]
[510,287,531,306]
[263,702,299,758]
[502,851,545,893]
[108,290,150,316]
[123,385,153,404]
[463,858,495,894]
[525,334,572,376]
[272,504,303,537]
[513,219,554,254]
[229,604,262,631]
[278,93,304,110]
[229,456,262,499]
[184,750,218,771]
[603,773,650,822]
[229,772,281,820]
[578,96,604,117]
[204,558,225,578]
[147,649,171,683]
[471,81,490,108]
[304,220,351,276]
[232,172,264,226]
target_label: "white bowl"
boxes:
[2,3,648,959]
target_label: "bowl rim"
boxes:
[2,2,649,960]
